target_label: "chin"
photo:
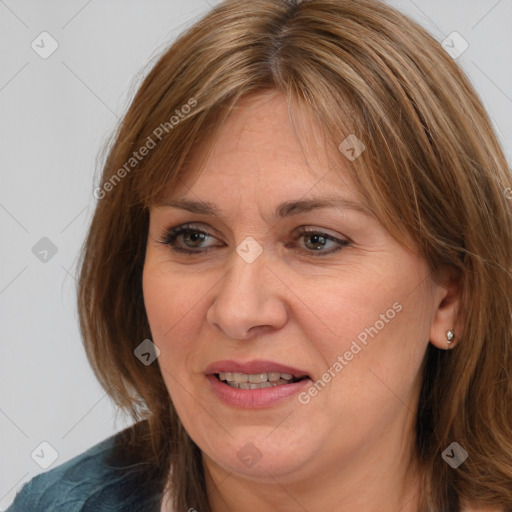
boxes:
[198,423,321,482]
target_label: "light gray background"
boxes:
[1,0,511,509]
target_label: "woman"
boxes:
[7,0,512,511]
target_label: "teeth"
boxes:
[218,371,305,389]
[226,379,292,389]
[220,372,299,383]
[248,373,267,383]
[250,382,271,389]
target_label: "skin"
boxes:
[143,91,464,512]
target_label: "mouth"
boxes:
[205,360,312,408]
[214,371,309,389]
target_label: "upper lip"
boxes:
[205,359,311,379]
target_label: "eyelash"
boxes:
[157,223,350,257]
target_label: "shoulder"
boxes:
[6,433,117,511]
[6,421,163,512]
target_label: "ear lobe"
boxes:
[429,271,464,350]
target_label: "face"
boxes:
[142,91,451,485]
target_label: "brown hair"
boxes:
[77,0,512,510]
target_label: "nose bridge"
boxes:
[218,244,270,310]
[206,242,287,339]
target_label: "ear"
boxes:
[429,266,464,350]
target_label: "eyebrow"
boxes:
[159,196,372,218]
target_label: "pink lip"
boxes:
[204,359,310,378]
[205,359,312,409]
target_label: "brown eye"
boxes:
[158,224,222,254]
[288,228,350,256]
[303,233,330,251]
[180,231,208,248]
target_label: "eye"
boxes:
[287,227,350,256]
[157,224,351,256]
[157,224,223,254]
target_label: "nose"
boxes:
[206,248,288,340]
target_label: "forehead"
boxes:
[164,92,359,204]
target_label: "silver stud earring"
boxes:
[446,329,454,349]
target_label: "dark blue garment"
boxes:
[6,423,165,512]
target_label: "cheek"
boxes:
[142,261,206,344]
[291,271,404,358]
[142,264,203,411]
[296,264,432,409]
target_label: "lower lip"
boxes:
[207,374,311,409]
